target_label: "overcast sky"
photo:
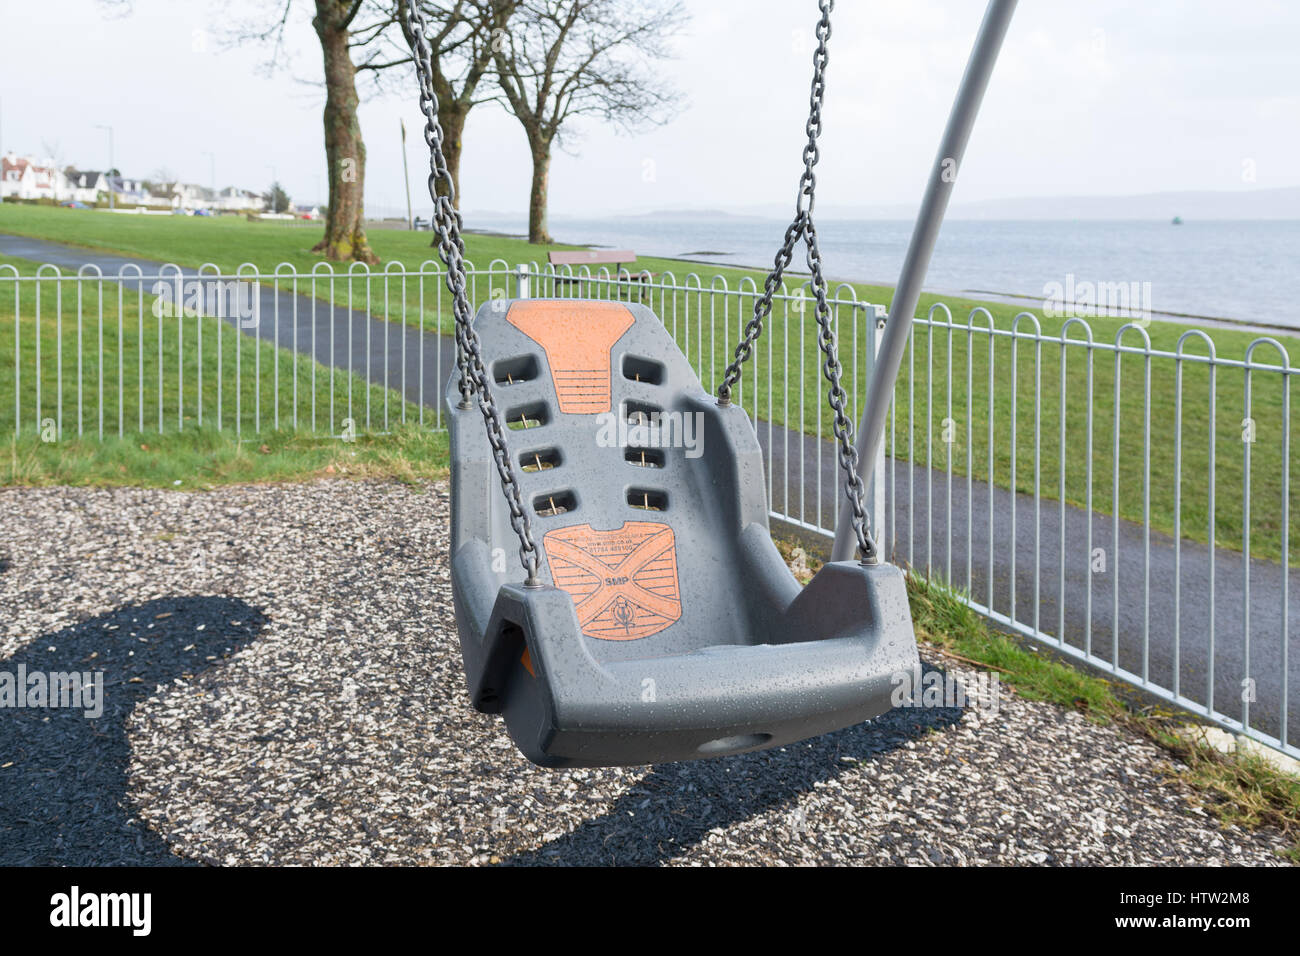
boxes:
[2,0,1297,218]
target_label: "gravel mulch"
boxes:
[0,479,1292,866]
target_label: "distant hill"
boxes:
[613,208,769,222]
[727,186,1300,222]
[944,186,1300,221]
[466,187,1300,225]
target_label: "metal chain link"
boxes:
[401,1,541,585]
[714,0,876,563]
[715,0,831,404]
[805,219,876,563]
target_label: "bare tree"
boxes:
[98,0,518,258]
[380,1,520,208]
[492,0,686,244]
[307,0,382,262]
[226,1,514,262]
[102,0,389,262]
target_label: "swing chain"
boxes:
[714,0,876,563]
[805,219,876,564]
[401,0,541,585]
[715,0,830,403]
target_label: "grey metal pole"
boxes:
[831,0,1018,562]
[401,118,414,230]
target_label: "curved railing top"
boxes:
[1243,334,1292,369]
[1011,309,1043,336]
[1174,327,1217,359]
[1111,320,1153,351]
[926,301,954,324]
[832,281,860,302]
[965,305,996,332]
[1059,315,1095,344]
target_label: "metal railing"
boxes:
[2,258,1295,759]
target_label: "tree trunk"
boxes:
[428,101,469,248]
[527,136,553,244]
[311,5,379,264]
[436,101,469,207]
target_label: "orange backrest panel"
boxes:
[506,300,634,414]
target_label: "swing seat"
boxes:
[448,298,920,768]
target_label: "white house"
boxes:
[65,168,108,203]
[1,154,34,198]
[167,182,204,210]
[101,175,169,207]
[163,182,228,212]
[213,186,266,212]
[5,150,272,212]
[2,153,70,201]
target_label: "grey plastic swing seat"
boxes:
[448,298,920,768]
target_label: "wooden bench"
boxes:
[547,249,655,300]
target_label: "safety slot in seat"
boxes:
[622,355,665,385]
[494,355,539,386]
[505,402,549,430]
[534,491,577,517]
[627,488,667,512]
[521,448,562,472]
[624,447,664,468]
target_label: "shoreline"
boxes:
[465,229,1297,340]
[650,250,1300,339]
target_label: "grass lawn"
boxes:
[0,249,448,485]
[2,203,1298,564]
[2,424,449,488]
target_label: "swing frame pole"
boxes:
[831,0,1019,563]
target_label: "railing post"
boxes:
[515,264,530,300]
[867,305,888,560]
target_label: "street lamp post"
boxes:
[400,118,413,230]
[95,124,114,210]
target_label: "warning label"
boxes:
[542,521,682,641]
